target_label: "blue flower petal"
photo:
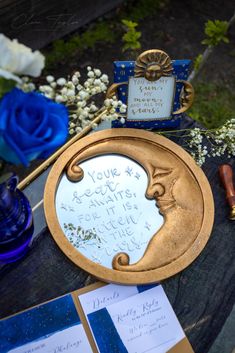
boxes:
[0,88,68,165]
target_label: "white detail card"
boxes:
[78,283,140,315]
[81,285,185,353]
[127,76,175,120]
[8,324,92,353]
[78,283,157,353]
[107,286,185,352]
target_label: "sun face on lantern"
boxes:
[134,49,173,81]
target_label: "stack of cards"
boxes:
[78,284,193,353]
[0,293,93,353]
[0,283,194,353]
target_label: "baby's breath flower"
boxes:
[99,83,107,91]
[74,71,81,78]
[61,87,68,95]
[179,118,235,166]
[67,89,75,97]
[120,104,127,113]
[24,66,124,136]
[61,95,67,102]
[67,81,75,89]
[79,90,89,100]
[21,82,35,92]
[100,74,109,83]
[57,78,66,86]
[104,99,110,107]
[55,95,64,103]
[22,76,29,83]
[76,84,83,91]
[95,87,102,93]
[93,78,101,86]
[72,76,79,85]
[50,82,57,88]
[94,69,101,77]
[87,71,95,78]
[46,75,54,83]
[90,104,98,112]
[112,101,118,108]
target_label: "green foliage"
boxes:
[123,0,168,22]
[45,0,169,68]
[189,82,235,129]
[121,19,141,52]
[0,78,16,99]
[45,22,116,68]
[202,20,229,47]
[194,54,203,71]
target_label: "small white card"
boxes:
[9,324,92,353]
[79,283,142,315]
[127,76,175,120]
[78,283,157,353]
[79,284,185,353]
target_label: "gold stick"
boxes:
[18,108,107,190]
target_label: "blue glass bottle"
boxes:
[0,173,34,264]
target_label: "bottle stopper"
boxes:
[219,164,235,221]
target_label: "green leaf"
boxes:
[121,19,142,52]
[202,19,229,47]
[0,78,16,99]
[194,54,203,71]
[122,19,138,29]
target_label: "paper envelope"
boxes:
[0,281,194,353]
[166,337,194,353]
[74,282,195,353]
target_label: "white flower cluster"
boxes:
[188,127,208,166]
[19,76,36,92]
[103,97,127,124]
[20,67,127,135]
[188,119,235,166]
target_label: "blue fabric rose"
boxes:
[0,88,68,166]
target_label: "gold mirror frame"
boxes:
[44,129,214,284]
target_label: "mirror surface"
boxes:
[55,154,164,269]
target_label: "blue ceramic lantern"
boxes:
[0,173,34,263]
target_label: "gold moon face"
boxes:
[44,129,214,284]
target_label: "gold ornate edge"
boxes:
[173,80,194,115]
[106,80,194,121]
[18,108,107,190]
[44,129,214,284]
[135,49,173,81]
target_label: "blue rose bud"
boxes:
[0,88,68,166]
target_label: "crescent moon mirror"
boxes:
[44,129,214,284]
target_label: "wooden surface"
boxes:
[0,117,234,353]
[0,0,124,49]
